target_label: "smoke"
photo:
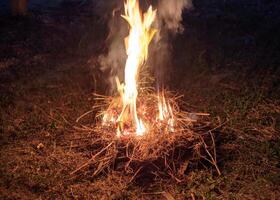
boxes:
[96,0,193,94]
[156,0,193,33]
[152,0,193,86]
[96,1,127,94]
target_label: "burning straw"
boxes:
[70,91,220,183]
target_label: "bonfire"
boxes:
[72,0,220,182]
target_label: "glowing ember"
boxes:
[102,0,176,137]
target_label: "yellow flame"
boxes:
[157,92,175,132]
[116,0,157,136]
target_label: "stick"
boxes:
[200,132,221,176]
[128,167,142,184]
[191,113,210,116]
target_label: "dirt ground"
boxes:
[0,1,280,199]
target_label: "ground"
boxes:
[0,1,280,199]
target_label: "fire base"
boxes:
[70,92,220,183]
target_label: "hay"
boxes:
[69,90,220,184]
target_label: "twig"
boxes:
[128,167,142,184]
[209,118,229,132]
[191,193,196,200]
[191,113,210,116]
[200,132,221,176]
[70,141,114,175]
[76,110,94,123]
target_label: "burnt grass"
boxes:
[0,1,280,199]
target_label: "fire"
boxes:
[157,92,175,132]
[116,0,156,136]
[102,0,175,137]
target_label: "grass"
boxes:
[0,1,280,199]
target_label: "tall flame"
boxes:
[116,0,157,136]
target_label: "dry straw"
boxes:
[69,90,221,184]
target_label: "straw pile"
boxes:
[68,90,220,184]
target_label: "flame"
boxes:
[157,92,175,132]
[116,0,157,136]
[101,0,176,137]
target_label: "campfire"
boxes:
[72,0,220,182]
[101,0,181,137]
